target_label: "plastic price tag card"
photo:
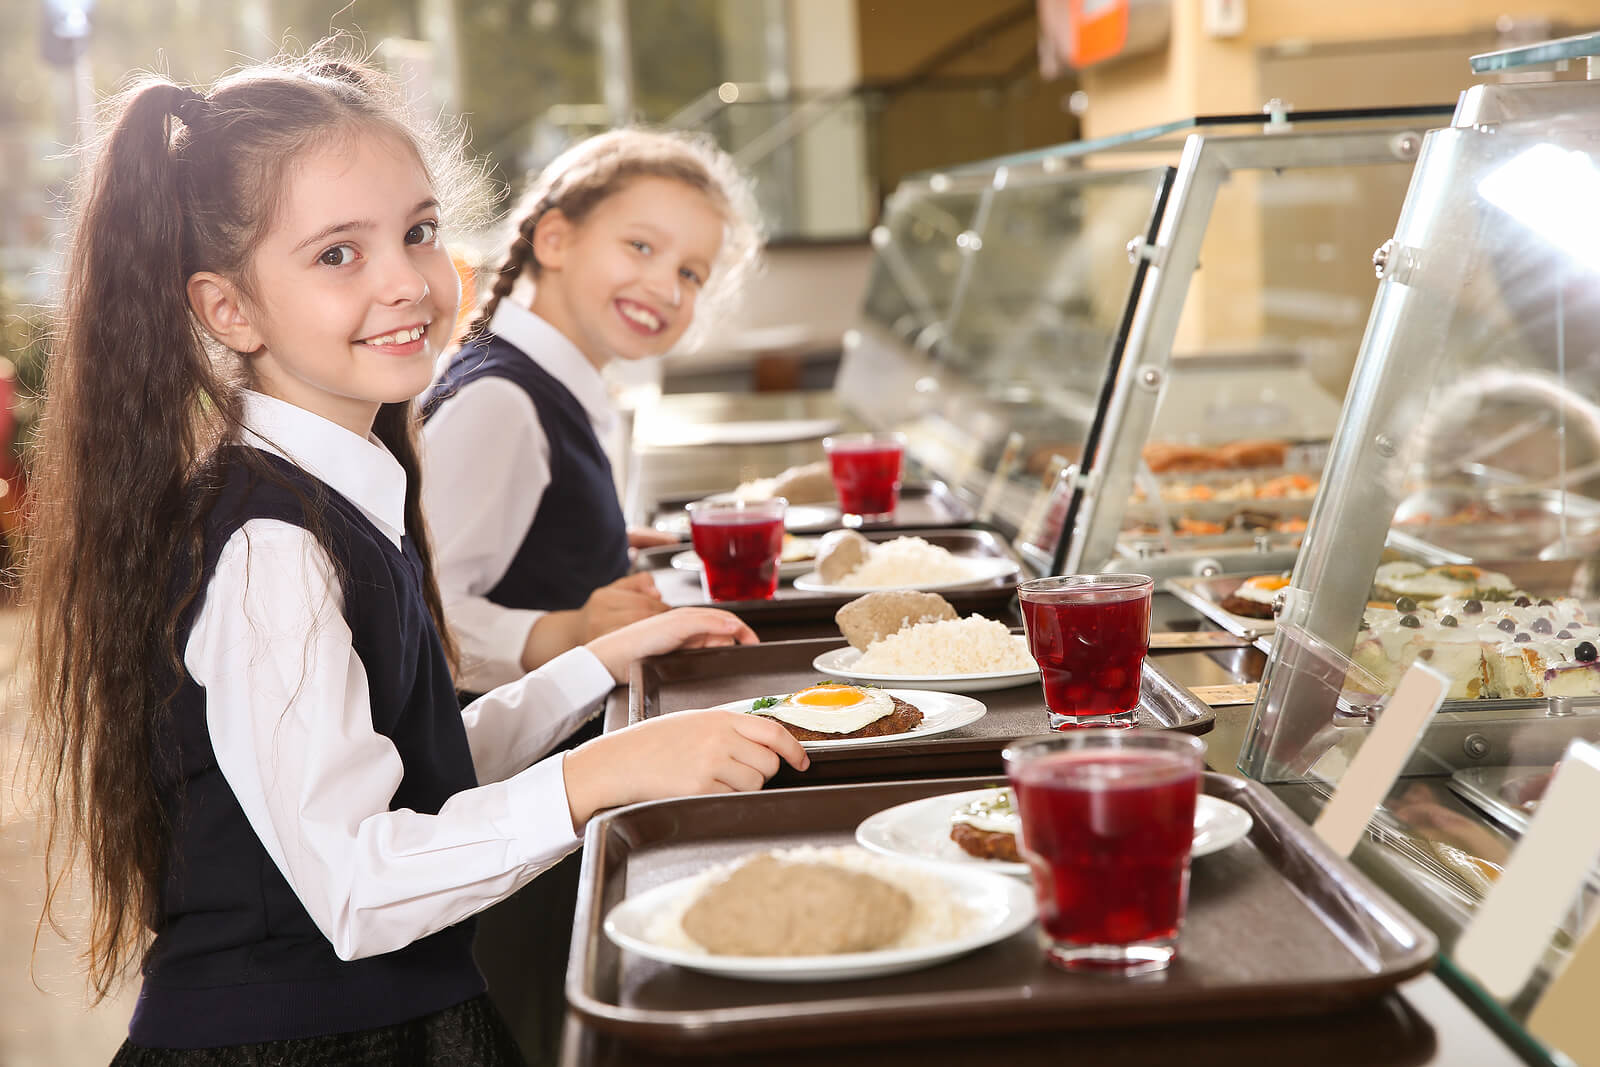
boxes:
[1311,660,1449,859]
[1456,739,1600,1059]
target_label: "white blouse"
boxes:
[420,300,620,693]
[185,391,615,962]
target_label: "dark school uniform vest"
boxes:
[130,449,484,1048]
[422,332,630,614]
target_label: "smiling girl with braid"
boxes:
[420,129,764,693]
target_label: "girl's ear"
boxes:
[187,272,265,354]
[531,209,573,272]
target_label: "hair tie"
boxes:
[168,87,211,128]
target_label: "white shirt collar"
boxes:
[238,391,408,548]
[488,299,616,434]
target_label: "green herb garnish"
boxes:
[751,695,782,711]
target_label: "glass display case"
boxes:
[1240,68,1600,1067]
[835,106,1453,579]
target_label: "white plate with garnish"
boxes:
[792,556,1020,594]
[602,852,1035,982]
[811,638,1040,693]
[707,687,986,749]
[855,787,1255,877]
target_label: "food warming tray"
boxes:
[564,774,1437,1055]
[613,637,1213,784]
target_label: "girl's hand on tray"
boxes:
[627,525,682,549]
[563,710,809,826]
[586,607,758,682]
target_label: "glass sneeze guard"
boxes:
[1240,71,1600,1066]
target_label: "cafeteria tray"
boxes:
[635,526,1023,615]
[614,638,1213,784]
[650,480,975,537]
[565,774,1437,1054]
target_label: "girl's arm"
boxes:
[420,377,551,690]
[191,520,589,961]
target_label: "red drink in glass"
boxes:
[1019,574,1153,729]
[823,432,905,524]
[687,498,787,602]
[1005,732,1202,974]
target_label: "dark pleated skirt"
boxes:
[109,993,525,1067]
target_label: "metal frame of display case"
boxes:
[1236,58,1600,1067]
[1061,119,1447,577]
[837,106,1455,581]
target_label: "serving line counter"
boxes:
[556,78,1600,1065]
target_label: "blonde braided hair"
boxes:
[468,127,762,351]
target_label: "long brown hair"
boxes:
[468,127,763,351]
[22,44,479,998]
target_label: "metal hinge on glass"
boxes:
[1371,238,1423,284]
[1126,235,1166,268]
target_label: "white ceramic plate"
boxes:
[602,855,1036,982]
[709,689,986,749]
[669,543,818,581]
[811,638,1039,693]
[855,787,1255,877]
[791,555,1020,594]
[652,505,841,538]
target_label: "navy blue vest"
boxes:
[130,449,484,1048]
[422,333,629,613]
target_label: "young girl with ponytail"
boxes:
[420,129,764,692]
[23,47,804,1066]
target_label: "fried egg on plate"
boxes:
[753,683,894,734]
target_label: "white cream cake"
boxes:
[1351,591,1599,701]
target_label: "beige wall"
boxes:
[1080,1,1600,137]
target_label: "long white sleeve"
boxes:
[421,376,552,692]
[188,519,610,962]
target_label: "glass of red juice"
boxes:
[1004,730,1204,974]
[822,432,905,525]
[686,497,787,602]
[1018,574,1153,729]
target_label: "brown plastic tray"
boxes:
[613,638,1213,785]
[636,525,1021,612]
[651,480,975,536]
[564,774,1438,1055]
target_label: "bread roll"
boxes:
[814,529,871,584]
[835,590,958,650]
[770,461,836,506]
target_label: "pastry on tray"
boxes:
[1218,574,1288,620]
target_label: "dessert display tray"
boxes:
[649,480,975,538]
[634,526,1022,619]
[564,774,1437,1055]
[612,638,1213,785]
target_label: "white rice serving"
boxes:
[645,845,978,954]
[853,616,1035,676]
[836,536,978,588]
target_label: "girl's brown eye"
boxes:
[320,245,355,267]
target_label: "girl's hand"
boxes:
[521,573,666,671]
[586,607,757,682]
[563,710,808,826]
[577,573,666,641]
[627,526,682,549]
